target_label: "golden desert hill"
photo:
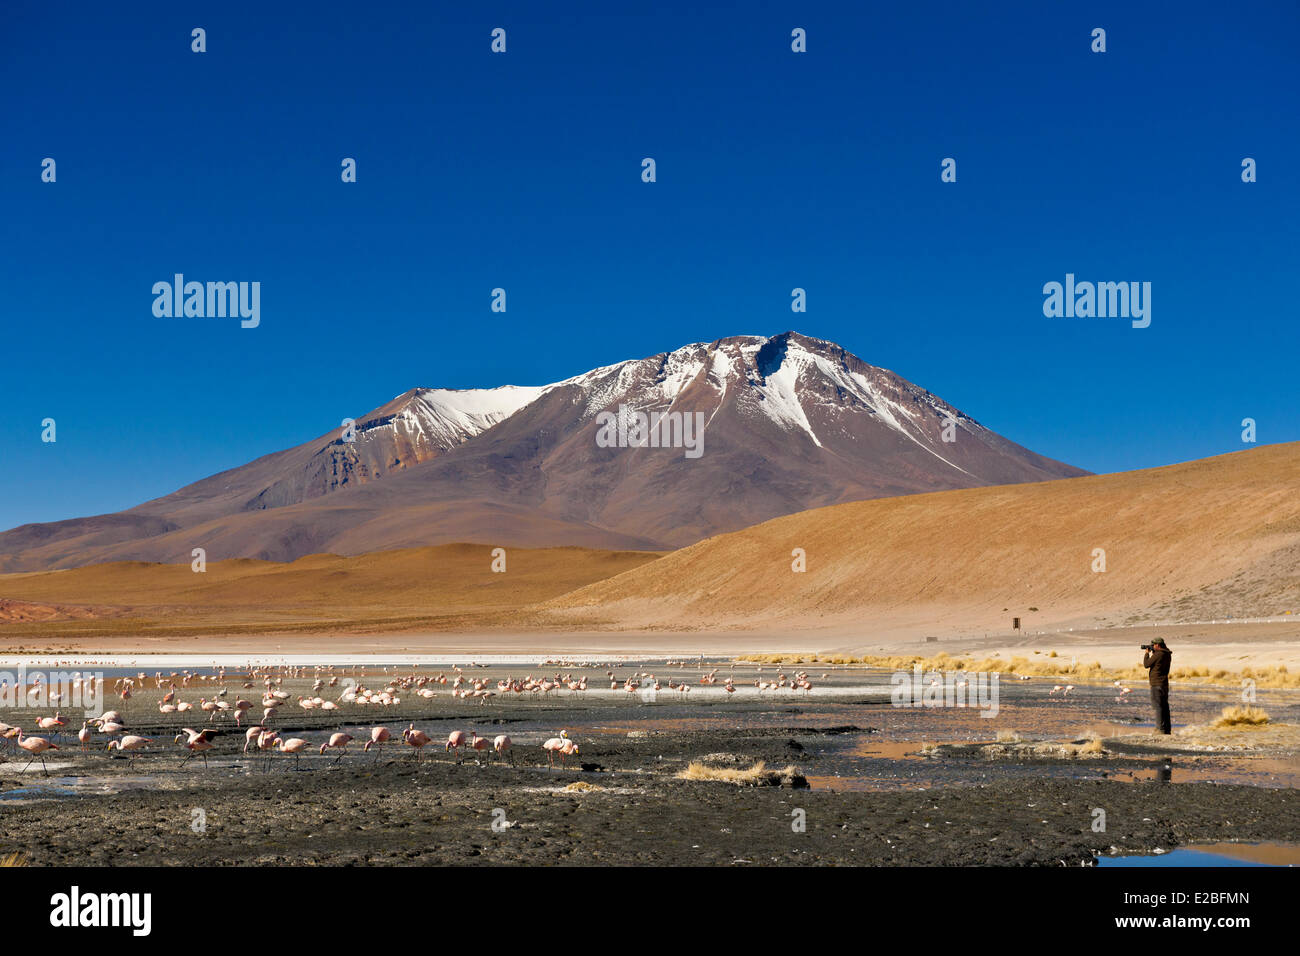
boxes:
[0,443,1296,645]
[538,441,1300,636]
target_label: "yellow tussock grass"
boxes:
[1211,705,1271,728]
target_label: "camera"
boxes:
[1140,644,1153,651]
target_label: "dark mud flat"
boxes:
[4,743,1298,866]
[3,670,1297,866]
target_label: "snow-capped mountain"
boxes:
[0,332,1088,570]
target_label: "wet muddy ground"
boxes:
[1,661,1297,865]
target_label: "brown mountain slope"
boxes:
[538,443,1300,636]
[0,544,659,637]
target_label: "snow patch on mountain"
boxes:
[367,385,550,451]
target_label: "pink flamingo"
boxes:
[107,735,152,768]
[275,737,309,770]
[363,726,391,761]
[36,712,66,743]
[242,725,267,754]
[542,730,577,768]
[16,730,58,775]
[256,729,281,772]
[402,724,431,761]
[470,731,490,764]
[320,732,354,764]
[493,734,513,765]
[77,721,92,753]
[445,730,467,761]
[175,728,219,769]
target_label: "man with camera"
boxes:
[1142,638,1172,734]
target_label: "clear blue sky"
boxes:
[2,0,1297,532]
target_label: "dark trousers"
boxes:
[1150,681,1171,734]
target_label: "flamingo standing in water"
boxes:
[469,731,490,764]
[362,726,391,761]
[175,728,219,769]
[542,730,578,768]
[275,737,309,771]
[36,713,66,743]
[493,734,513,765]
[16,730,58,775]
[242,725,267,754]
[77,721,93,753]
[402,725,431,761]
[320,732,353,764]
[107,735,152,768]
[256,729,281,772]
[445,730,467,761]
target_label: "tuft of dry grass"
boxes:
[737,651,1300,688]
[679,760,768,783]
[0,852,27,867]
[561,781,606,792]
[678,760,800,786]
[1211,705,1271,728]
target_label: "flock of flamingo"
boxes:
[0,662,629,775]
[0,659,831,776]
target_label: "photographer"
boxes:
[1142,638,1172,734]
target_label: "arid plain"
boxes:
[1,443,1296,673]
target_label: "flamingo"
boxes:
[242,725,267,754]
[36,712,66,741]
[402,725,431,761]
[445,730,467,761]
[469,731,490,764]
[107,735,152,768]
[362,726,391,761]
[175,728,219,769]
[275,737,309,771]
[256,729,281,772]
[493,734,513,765]
[542,730,577,767]
[77,721,92,753]
[16,730,58,775]
[319,732,353,764]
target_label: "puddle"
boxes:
[1097,842,1299,867]
[0,773,181,801]
[0,785,78,802]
